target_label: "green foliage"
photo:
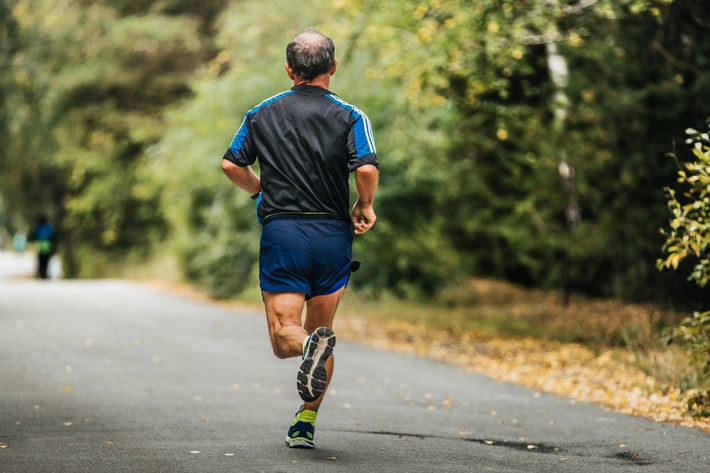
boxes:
[179,188,260,299]
[0,0,18,172]
[2,0,708,309]
[659,123,710,416]
[663,310,710,417]
[659,125,710,287]
[1,0,226,277]
[345,0,710,302]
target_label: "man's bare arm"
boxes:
[352,164,378,235]
[222,159,261,196]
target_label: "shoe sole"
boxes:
[297,327,336,402]
[285,436,315,449]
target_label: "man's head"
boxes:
[286,28,336,81]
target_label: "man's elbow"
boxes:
[222,158,244,179]
[355,164,379,178]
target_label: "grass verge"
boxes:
[334,279,709,432]
[135,262,709,432]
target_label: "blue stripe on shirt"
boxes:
[325,94,377,157]
[229,90,295,155]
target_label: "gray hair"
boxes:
[286,28,335,81]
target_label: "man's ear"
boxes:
[285,62,295,80]
[330,58,338,76]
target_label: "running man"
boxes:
[221,28,379,448]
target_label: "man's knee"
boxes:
[271,341,292,359]
[270,327,301,359]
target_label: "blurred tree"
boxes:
[2,0,227,277]
[337,0,710,304]
[659,124,710,416]
[0,0,17,176]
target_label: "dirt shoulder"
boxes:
[147,280,710,434]
[335,315,710,433]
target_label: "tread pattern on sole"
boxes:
[297,327,336,402]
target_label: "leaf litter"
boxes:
[148,279,710,432]
[336,315,710,433]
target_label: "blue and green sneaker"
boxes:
[297,327,336,402]
[285,408,317,448]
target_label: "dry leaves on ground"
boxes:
[148,280,709,433]
[336,315,710,433]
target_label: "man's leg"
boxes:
[263,287,345,400]
[262,287,343,402]
[302,286,345,412]
[283,287,345,448]
[38,254,49,279]
[263,291,307,359]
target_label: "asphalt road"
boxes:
[0,254,708,472]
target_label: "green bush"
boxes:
[180,188,261,300]
[658,122,710,416]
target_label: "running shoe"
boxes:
[297,326,336,402]
[285,408,317,448]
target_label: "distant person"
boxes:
[12,231,27,253]
[28,215,56,279]
[221,28,378,448]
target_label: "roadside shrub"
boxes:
[658,122,710,417]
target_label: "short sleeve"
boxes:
[347,111,378,171]
[223,115,257,167]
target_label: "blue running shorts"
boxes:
[259,218,353,299]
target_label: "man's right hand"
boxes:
[352,164,378,234]
[352,201,376,235]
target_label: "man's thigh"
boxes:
[262,291,307,357]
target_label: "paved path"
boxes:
[0,258,708,472]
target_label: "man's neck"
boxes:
[293,76,330,90]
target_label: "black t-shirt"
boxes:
[223,85,378,224]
